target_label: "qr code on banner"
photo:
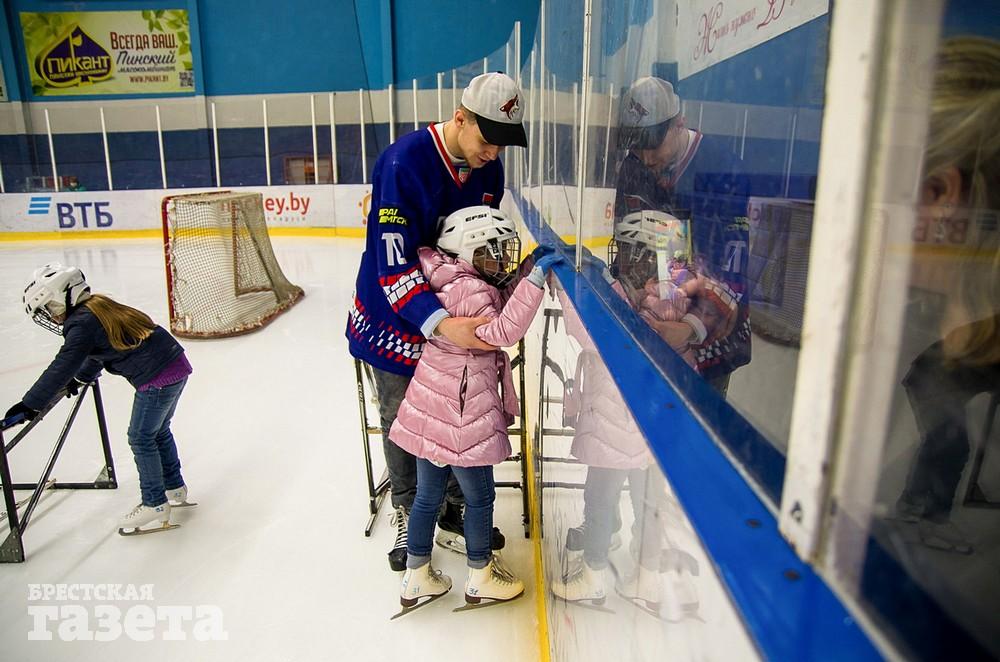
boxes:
[179,71,193,88]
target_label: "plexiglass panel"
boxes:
[533,277,759,661]
[517,0,833,504]
[830,2,1000,657]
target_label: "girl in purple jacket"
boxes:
[389,206,561,617]
[5,264,194,537]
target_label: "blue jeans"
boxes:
[127,377,187,507]
[408,459,495,568]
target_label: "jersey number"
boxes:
[382,232,405,267]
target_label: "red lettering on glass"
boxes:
[695,2,725,61]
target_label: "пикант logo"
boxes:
[35,25,112,88]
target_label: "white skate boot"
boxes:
[392,562,452,619]
[165,485,197,508]
[662,568,700,621]
[118,502,176,536]
[455,554,524,612]
[615,564,662,618]
[550,560,612,612]
[562,523,621,579]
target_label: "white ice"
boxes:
[0,237,538,661]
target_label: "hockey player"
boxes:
[346,72,527,571]
[615,76,752,395]
[5,264,195,536]
[389,206,562,617]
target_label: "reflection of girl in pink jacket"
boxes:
[392,206,562,613]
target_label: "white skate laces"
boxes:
[118,502,177,536]
[488,554,517,585]
[391,507,409,549]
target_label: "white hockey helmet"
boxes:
[609,210,690,287]
[438,205,521,287]
[23,263,91,334]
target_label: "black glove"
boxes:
[65,378,86,398]
[4,401,38,424]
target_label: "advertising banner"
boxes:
[20,10,194,97]
[677,0,828,79]
[0,187,344,233]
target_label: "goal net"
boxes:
[161,191,305,338]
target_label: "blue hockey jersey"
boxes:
[347,124,505,376]
[614,130,752,381]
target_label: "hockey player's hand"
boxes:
[437,316,496,351]
[4,402,38,424]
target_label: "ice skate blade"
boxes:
[453,589,525,612]
[169,501,198,508]
[435,530,466,555]
[556,596,615,614]
[118,522,179,536]
[390,590,449,620]
[616,591,663,620]
[1,479,56,521]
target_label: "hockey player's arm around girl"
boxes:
[5,264,194,536]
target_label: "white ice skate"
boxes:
[118,502,177,536]
[454,553,524,612]
[166,485,197,508]
[550,561,613,613]
[662,568,701,621]
[614,564,662,619]
[391,562,452,620]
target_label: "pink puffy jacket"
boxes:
[390,248,544,467]
[559,285,654,470]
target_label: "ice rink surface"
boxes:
[0,237,538,661]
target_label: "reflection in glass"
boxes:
[871,35,1000,657]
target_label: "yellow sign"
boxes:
[21,10,193,97]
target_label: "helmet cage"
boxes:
[438,205,521,287]
[473,235,521,288]
[22,264,90,336]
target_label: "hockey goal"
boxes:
[161,191,304,338]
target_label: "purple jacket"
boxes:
[390,248,544,467]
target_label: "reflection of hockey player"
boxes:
[549,253,702,619]
[609,209,738,369]
[615,76,751,393]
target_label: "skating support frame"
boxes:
[0,380,118,563]
[356,359,391,537]
[357,340,532,539]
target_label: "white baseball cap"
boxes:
[620,77,680,128]
[461,72,527,147]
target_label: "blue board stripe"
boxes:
[513,190,882,661]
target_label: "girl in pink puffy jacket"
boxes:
[389,206,562,618]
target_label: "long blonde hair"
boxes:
[83,294,155,351]
[924,37,1000,365]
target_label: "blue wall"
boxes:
[0,0,539,99]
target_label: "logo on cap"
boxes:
[627,98,649,120]
[499,95,520,120]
